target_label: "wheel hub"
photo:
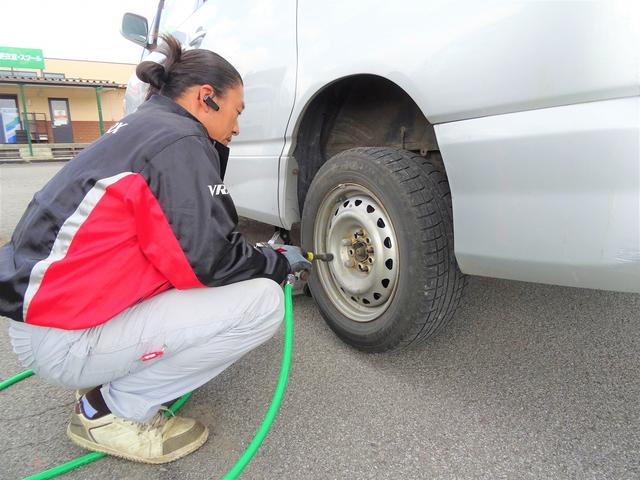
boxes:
[315,191,399,320]
[344,230,373,269]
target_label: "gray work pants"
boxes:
[8,278,284,422]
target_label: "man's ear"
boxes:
[200,85,219,111]
[200,85,216,100]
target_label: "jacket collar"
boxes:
[145,95,230,180]
[146,94,202,123]
[213,141,230,180]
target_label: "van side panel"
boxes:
[436,97,640,292]
[284,0,640,290]
[293,0,639,125]
[176,0,297,225]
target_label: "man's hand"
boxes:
[271,244,312,274]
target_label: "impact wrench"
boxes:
[0,251,335,479]
[304,251,334,263]
[295,251,334,282]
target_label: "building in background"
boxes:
[0,46,136,159]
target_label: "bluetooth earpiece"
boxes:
[203,95,220,111]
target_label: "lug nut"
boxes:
[365,237,371,244]
[358,263,370,273]
[366,246,374,254]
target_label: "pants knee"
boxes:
[249,278,285,336]
[264,278,285,323]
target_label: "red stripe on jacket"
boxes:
[26,174,204,329]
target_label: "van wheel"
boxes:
[301,147,466,352]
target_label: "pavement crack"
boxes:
[4,401,74,422]
[3,432,63,453]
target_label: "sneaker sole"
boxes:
[66,422,209,464]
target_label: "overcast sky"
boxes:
[0,0,161,64]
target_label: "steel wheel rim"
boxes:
[313,183,400,322]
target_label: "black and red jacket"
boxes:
[0,95,289,329]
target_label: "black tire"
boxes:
[301,147,466,352]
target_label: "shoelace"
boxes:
[159,406,175,420]
[121,409,170,435]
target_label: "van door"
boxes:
[173,0,297,226]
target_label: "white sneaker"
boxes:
[67,403,208,464]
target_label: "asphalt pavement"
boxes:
[1,163,638,479]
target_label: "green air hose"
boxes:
[0,368,34,390]
[222,280,294,479]
[1,281,294,480]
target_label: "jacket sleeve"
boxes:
[134,135,289,288]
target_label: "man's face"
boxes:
[203,84,245,146]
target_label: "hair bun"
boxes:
[136,61,168,90]
[135,33,242,102]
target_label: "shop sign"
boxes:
[44,72,66,80]
[0,70,37,79]
[0,47,45,69]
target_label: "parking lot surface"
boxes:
[1,163,638,479]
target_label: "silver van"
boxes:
[122,0,640,351]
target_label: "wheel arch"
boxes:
[291,74,441,212]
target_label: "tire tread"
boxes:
[303,147,467,352]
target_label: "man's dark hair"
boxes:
[136,34,243,100]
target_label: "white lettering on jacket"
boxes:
[208,184,229,196]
